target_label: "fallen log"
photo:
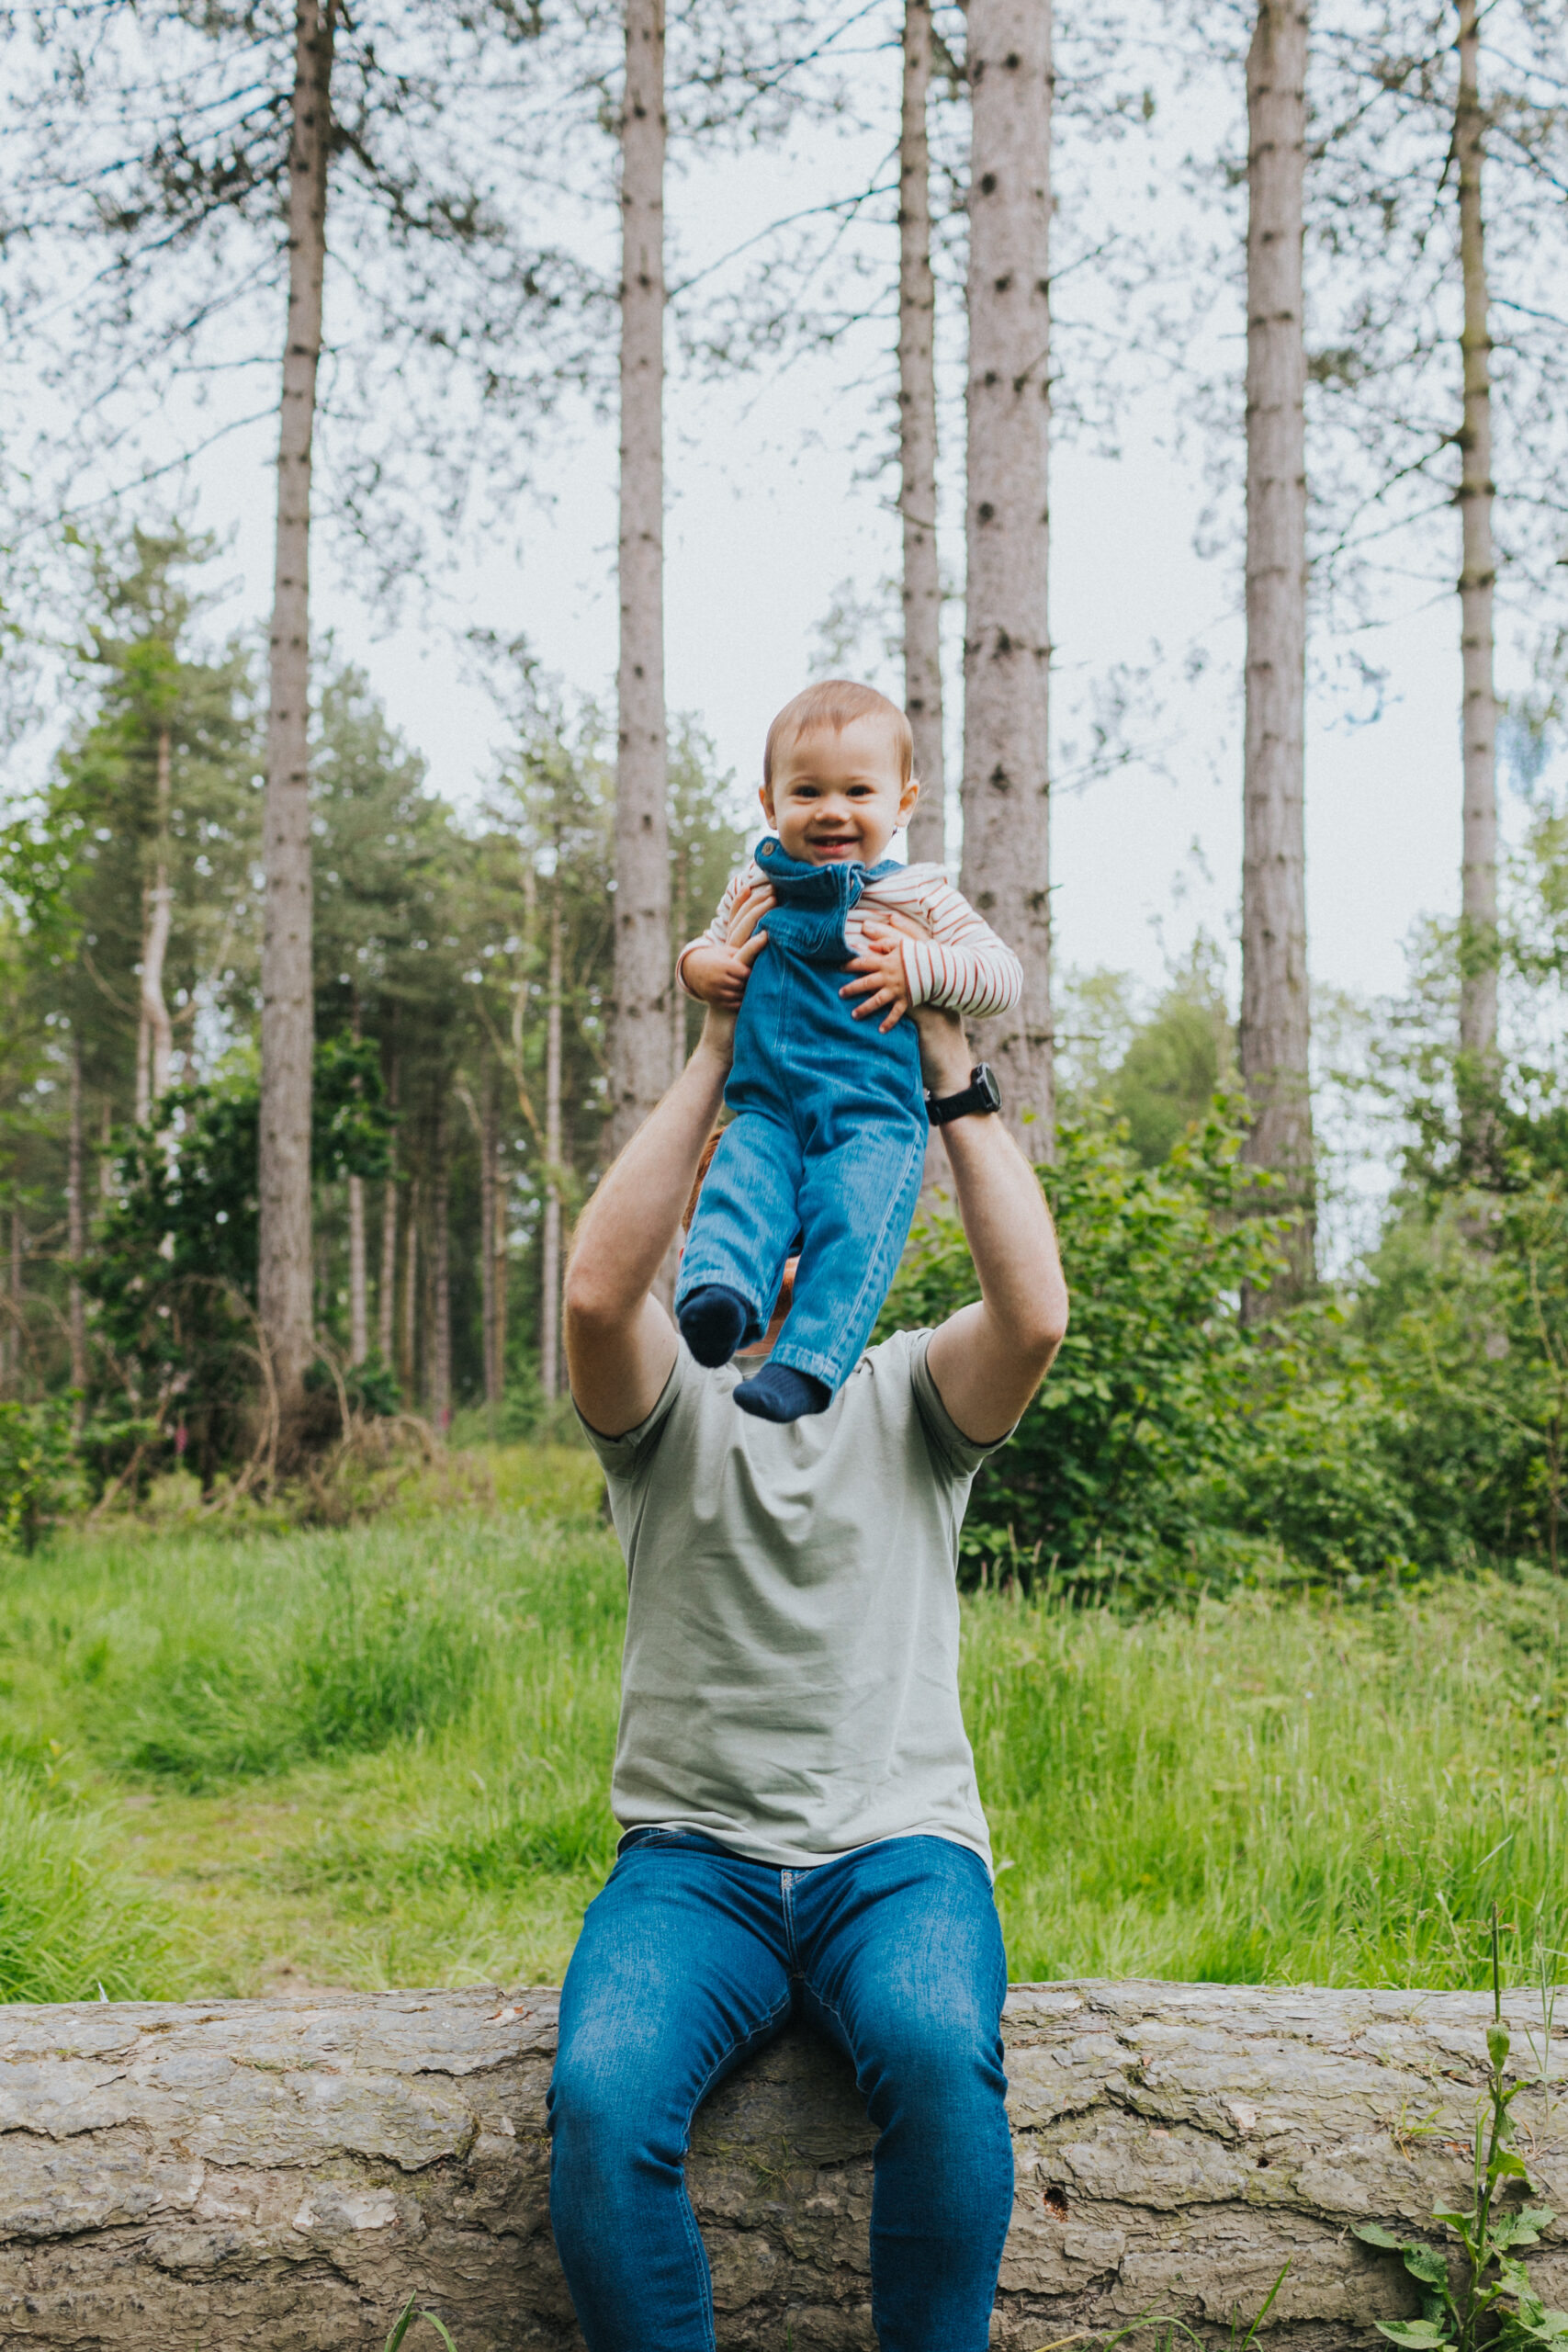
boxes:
[2,1981,1565,2350]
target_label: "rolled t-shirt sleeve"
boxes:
[907,1329,1019,1478]
[574,1351,687,1477]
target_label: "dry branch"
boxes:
[3,1980,1566,2349]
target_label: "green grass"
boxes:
[1,1445,1565,2002]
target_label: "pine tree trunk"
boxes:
[346,1175,367,1365]
[136,724,175,1130]
[98,1102,114,1206]
[492,1137,508,1415]
[961,0,1054,1148]
[67,1034,87,1417]
[431,1102,450,1432]
[1240,0,1315,1310]
[670,842,688,1083]
[900,0,946,868]
[540,898,564,1406]
[1456,0,1499,1170]
[6,1212,22,1396]
[259,0,334,1414]
[479,1067,500,1435]
[400,1178,419,1401]
[378,1054,398,1366]
[610,0,671,1159]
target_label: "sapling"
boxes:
[1353,1908,1568,2349]
[384,2295,457,2351]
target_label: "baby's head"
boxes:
[761,680,919,867]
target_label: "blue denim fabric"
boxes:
[676,837,929,1390]
[547,1831,1013,2352]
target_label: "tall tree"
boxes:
[610,0,671,1156]
[259,0,336,1414]
[961,0,1054,1147]
[1454,0,1499,1166]
[1240,0,1314,1303]
[900,0,946,867]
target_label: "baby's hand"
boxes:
[682,926,769,1010]
[840,927,913,1032]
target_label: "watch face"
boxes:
[973,1063,1002,1114]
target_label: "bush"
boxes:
[0,1768,175,2000]
[0,1400,77,1553]
[885,1105,1293,1592]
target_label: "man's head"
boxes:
[760,680,919,868]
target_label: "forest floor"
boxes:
[3,1444,1567,2001]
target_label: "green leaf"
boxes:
[1494,2208,1554,2249]
[1402,2246,1450,2289]
[1490,2150,1531,2183]
[384,2297,418,2352]
[1374,2322,1453,2349]
[1489,2025,1512,2072]
[1356,2224,1408,2251]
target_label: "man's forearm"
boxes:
[565,1022,729,1328]
[938,1112,1066,1355]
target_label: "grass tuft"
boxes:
[0,1767,177,2001]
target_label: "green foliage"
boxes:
[1353,1917,1568,2352]
[0,1399,77,1552]
[386,2296,457,2352]
[885,1103,1294,1591]
[0,1768,175,2000]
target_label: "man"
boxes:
[551,978,1068,2352]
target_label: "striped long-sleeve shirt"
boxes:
[677,855,1023,1020]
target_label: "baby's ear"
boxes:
[758,783,773,822]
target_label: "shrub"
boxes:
[0,1400,77,1553]
[885,1105,1292,1591]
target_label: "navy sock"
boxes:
[677,1283,750,1368]
[733,1363,831,1424]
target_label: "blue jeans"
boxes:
[676,840,929,1391]
[547,1832,1013,2352]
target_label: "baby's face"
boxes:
[761,716,919,867]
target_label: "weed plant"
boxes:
[0,1767,177,2000]
[0,1454,1565,1997]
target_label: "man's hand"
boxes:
[917,1003,1069,1444]
[680,884,774,1009]
[840,926,914,1031]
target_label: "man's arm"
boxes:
[919,1008,1069,1444]
[563,1004,738,1438]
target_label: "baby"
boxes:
[675,678,1022,1424]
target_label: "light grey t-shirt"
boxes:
[578,1329,1003,1873]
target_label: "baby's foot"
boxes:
[733,1363,831,1423]
[678,1283,750,1367]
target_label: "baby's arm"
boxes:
[894,877,1022,1017]
[678,865,774,1010]
[840,875,1022,1030]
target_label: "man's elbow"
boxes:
[1017,1283,1068,1368]
[562,1257,624,1340]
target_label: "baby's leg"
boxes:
[767,1117,928,1395]
[675,1114,803,1356]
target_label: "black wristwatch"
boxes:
[925,1063,1002,1126]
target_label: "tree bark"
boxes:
[1240,0,1315,1310]
[901,0,946,869]
[479,1065,501,1434]
[378,1056,398,1368]
[429,1102,450,1433]
[345,1175,367,1367]
[1,1211,18,1396]
[962,0,1054,1149]
[67,1034,87,1417]
[259,0,334,1414]
[4,1980,1564,2350]
[540,895,564,1406]
[400,1177,419,1401]
[134,725,175,1132]
[492,1134,508,1418]
[609,0,671,1159]
[1456,0,1499,1171]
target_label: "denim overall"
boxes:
[677,836,929,1392]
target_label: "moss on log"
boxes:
[3,1981,1565,2348]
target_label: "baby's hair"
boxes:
[763,679,913,790]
